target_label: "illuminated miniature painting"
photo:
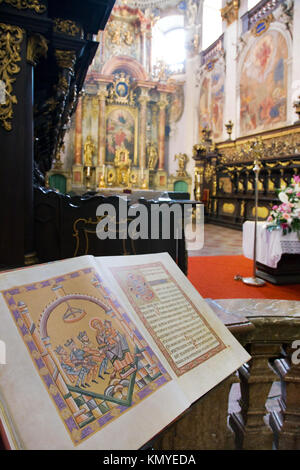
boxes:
[2,268,170,445]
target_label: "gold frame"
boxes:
[105,104,138,166]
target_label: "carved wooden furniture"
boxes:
[0,0,115,269]
[193,125,300,230]
[34,187,189,274]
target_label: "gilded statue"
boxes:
[175,153,189,177]
[84,135,95,167]
[124,30,133,46]
[111,28,121,45]
[114,144,131,186]
[147,142,158,170]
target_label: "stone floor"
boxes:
[188,223,244,257]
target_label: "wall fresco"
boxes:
[240,30,288,135]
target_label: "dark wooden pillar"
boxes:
[0,0,115,269]
[0,1,50,269]
[0,24,36,268]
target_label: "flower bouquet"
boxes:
[265,175,300,237]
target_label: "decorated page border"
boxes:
[2,267,171,446]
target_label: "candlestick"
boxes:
[240,159,265,286]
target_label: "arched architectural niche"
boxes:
[39,294,111,339]
[101,55,148,80]
[236,22,293,137]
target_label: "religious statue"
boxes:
[175,153,189,177]
[186,0,197,26]
[114,144,131,186]
[124,30,133,46]
[111,27,121,45]
[152,60,168,82]
[84,135,95,167]
[147,142,158,170]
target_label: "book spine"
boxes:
[0,418,11,450]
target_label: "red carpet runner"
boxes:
[187,255,300,300]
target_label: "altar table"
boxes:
[243,221,300,284]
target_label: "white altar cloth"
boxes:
[243,221,300,268]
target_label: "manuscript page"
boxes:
[97,253,251,403]
[0,255,189,450]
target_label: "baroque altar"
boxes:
[46,4,189,196]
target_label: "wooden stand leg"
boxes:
[270,345,300,449]
[230,343,281,450]
[154,374,238,450]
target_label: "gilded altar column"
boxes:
[157,92,168,171]
[138,88,150,170]
[95,78,112,187]
[97,85,108,167]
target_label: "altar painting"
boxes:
[105,107,137,164]
[240,30,288,135]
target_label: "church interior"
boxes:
[0,0,300,451]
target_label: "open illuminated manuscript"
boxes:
[0,253,250,450]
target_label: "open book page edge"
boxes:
[0,255,189,449]
[0,388,24,450]
[95,252,251,404]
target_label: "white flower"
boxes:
[278,191,289,204]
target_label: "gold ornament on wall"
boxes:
[217,128,300,164]
[251,14,274,37]
[0,23,24,131]
[107,73,135,106]
[27,33,48,66]
[124,30,133,46]
[107,167,116,186]
[55,50,76,70]
[53,19,82,38]
[0,0,46,13]
[221,0,239,26]
[106,19,136,53]
[204,163,214,183]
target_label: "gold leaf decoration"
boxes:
[0,0,46,13]
[53,19,82,37]
[0,23,24,131]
